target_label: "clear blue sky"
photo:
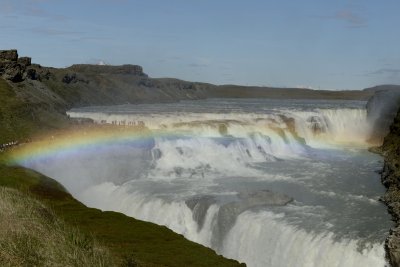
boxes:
[1,0,399,90]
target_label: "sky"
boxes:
[0,0,399,90]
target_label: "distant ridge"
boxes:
[0,49,399,113]
[363,84,400,92]
[69,64,146,76]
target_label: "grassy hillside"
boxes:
[0,78,68,144]
[0,186,113,267]
[0,78,40,144]
[38,65,208,108]
[0,162,244,266]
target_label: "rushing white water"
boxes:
[25,99,391,266]
[223,211,386,267]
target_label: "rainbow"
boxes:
[6,126,177,165]
[6,121,372,167]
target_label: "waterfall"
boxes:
[19,99,390,267]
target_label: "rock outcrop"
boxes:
[69,64,146,76]
[0,49,33,82]
[379,107,400,266]
[0,50,18,61]
[18,56,31,66]
[0,49,209,111]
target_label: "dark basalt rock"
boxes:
[0,50,33,82]
[24,68,40,80]
[378,106,400,267]
[0,49,18,62]
[1,61,23,82]
[18,56,32,66]
[387,228,400,267]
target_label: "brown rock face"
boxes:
[0,49,18,62]
[69,64,146,76]
[379,108,400,267]
[24,68,39,80]
[2,62,23,82]
[0,50,35,82]
[18,57,32,66]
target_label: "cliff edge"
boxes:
[379,106,400,266]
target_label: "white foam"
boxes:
[77,182,386,267]
[222,211,386,267]
[23,103,387,267]
[68,107,372,149]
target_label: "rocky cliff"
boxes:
[379,105,400,266]
[0,49,36,82]
[0,49,210,108]
[0,49,212,144]
[0,49,378,110]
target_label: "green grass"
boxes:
[0,79,36,144]
[0,78,69,145]
[0,186,113,267]
[0,163,244,266]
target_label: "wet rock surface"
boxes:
[379,107,400,267]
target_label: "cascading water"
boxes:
[20,99,391,267]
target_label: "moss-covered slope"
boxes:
[0,186,113,267]
[0,78,69,145]
[0,162,244,267]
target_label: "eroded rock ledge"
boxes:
[0,49,32,82]
[379,108,400,267]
